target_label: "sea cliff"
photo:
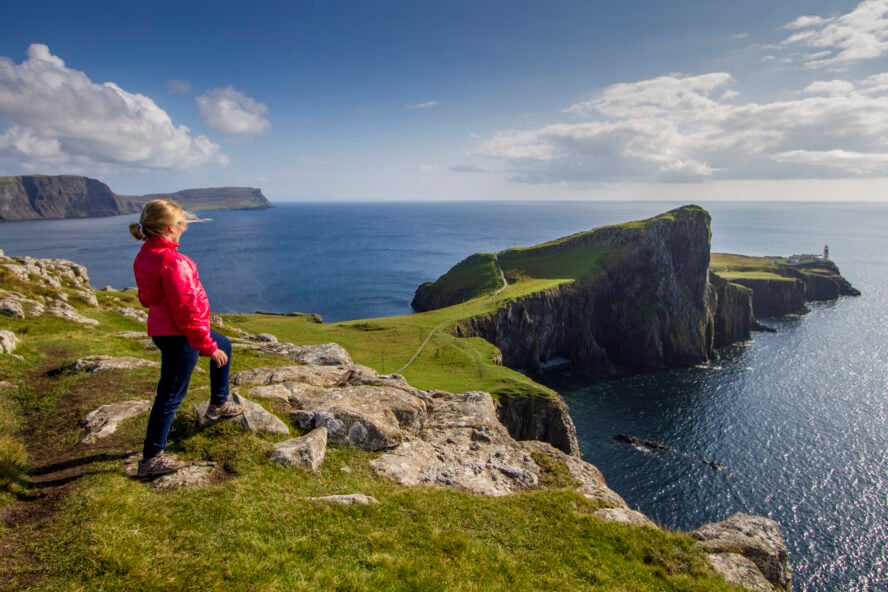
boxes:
[0,174,272,221]
[416,206,858,379]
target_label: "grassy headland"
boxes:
[0,248,744,591]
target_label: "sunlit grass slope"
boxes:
[0,267,740,591]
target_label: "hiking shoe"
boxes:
[137,453,185,477]
[205,400,245,421]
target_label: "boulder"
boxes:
[706,553,775,592]
[0,330,19,354]
[308,494,379,505]
[67,355,159,373]
[194,392,289,435]
[80,400,152,444]
[271,427,328,471]
[692,512,792,591]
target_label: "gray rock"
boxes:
[232,364,355,388]
[370,391,540,496]
[3,263,29,282]
[80,400,152,444]
[116,307,148,323]
[271,427,328,471]
[0,290,45,319]
[0,330,19,354]
[706,553,775,592]
[233,340,353,366]
[0,298,25,319]
[47,299,99,325]
[122,454,218,490]
[692,512,792,591]
[68,355,159,373]
[0,380,19,390]
[150,462,218,490]
[593,508,656,528]
[249,381,426,450]
[194,392,289,435]
[308,494,379,505]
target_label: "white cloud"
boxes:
[780,0,888,68]
[197,87,270,137]
[167,78,193,94]
[405,100,439,110]
[474,72,888,184]
[0,44,225,171]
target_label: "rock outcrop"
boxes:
[693,513,793,591]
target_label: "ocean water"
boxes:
[2,201,886,591]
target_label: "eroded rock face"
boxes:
[80,400,152,444]
[692,512,792,591]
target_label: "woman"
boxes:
[129,199,243,477]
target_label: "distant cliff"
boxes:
[0,175,140,221]
[0,175,273,221]
[415,206,858,378]
[123,186,273,212]
[710,254,860,319]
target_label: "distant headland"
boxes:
[0,174,273,221]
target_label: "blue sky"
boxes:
[3,0,888,201]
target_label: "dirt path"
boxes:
[395,257,508,375]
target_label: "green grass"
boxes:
[0,295,741,591]
[709,253,797,283]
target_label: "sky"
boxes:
[3,0,888,201]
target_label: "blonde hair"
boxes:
[129,199,197,241]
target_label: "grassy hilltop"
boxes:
[0,251,743,590]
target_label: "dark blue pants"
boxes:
[143,330,232,459]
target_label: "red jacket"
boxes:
[133,236,218,356]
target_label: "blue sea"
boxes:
[2,201,886,591]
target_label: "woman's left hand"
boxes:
[210,348,229,367]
